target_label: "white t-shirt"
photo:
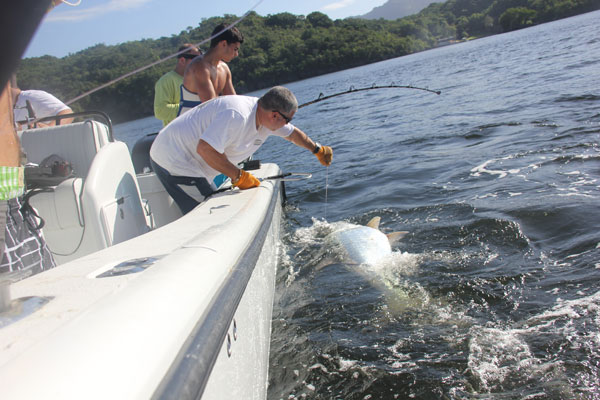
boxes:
[13,90,70,123]
[150,95,294,180]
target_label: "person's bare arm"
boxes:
[0,85,20,166]
[221,64,236,96]
[285,127,333,166]
[196,139,240,179]
[57,108,74,125]
[284,127,319,152]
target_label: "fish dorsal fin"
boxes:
[366,216,381,230]
[387,231,409,245]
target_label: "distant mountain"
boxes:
[360,0,439,20]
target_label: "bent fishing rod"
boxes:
[298,84,441,109]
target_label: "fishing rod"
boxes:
[298,84,441,109]
[208,172,312,197]
[260,172,312,182]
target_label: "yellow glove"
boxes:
[232,170,260,190]
[313,143,333,166]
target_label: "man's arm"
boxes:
[196,139,240,180]
[56,108,73,125]
[221,64,236,96]
[0,83,20,167]
[284,127,319,152]
[285,127,333,166]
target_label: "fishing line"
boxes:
[298,84,441,109]
[324,167,329,221]
[299,84,440,219]
[61,0,82,6]
[64,0,264,105]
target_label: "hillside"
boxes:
[361,0,440,19]
[17,0,600,123]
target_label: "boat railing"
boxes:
[32,110,115,141]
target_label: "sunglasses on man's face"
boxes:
[276,110,292,124]
[180,53,198,60]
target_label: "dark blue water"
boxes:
[115,11,600,399]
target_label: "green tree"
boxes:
[499,7,537,31]
[306,12,333,28]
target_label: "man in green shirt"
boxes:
[153,44,201,127]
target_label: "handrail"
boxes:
[153,179,282,400]
[32,110,114,141]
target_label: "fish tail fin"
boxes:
[386,231,409,245]
[366,216,381,230]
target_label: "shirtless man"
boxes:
[178,23,244,115]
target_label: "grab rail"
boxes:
[30,110,114,141]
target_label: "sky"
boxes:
[24,0,388,58]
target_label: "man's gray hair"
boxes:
[258,86,298,114]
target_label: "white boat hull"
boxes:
[0,158,283,399]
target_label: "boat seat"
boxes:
[29,178,83,230]
[20,120,111,178]
[20,122,151,265]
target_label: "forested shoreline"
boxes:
[17,0,599,123]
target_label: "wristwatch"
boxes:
[312,142,321,154]
[232,169,243,185]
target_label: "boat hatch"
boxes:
[96,256,163,278]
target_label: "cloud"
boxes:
[321,0,355,11]
[46,0,152,22]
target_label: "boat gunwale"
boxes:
[153,177,282,400]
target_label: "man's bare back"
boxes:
[183,57,235,102]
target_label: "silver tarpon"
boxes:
[316,217,420,314]
[326,217,408,265]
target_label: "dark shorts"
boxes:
[149,158,214,215]
[0,196,56,278]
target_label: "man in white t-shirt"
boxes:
[11,86,73,129]
[150,86,333,214]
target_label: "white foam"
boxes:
[308,363,329,373]
[468,290,600,393]
[468,326,544,392]
[338,357,359,371]
[471,159,509,178]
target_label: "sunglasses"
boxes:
[276,110,292,124]
[179,53,198,60]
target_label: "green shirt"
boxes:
[154,70,183,127]
[0,166,25,200]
